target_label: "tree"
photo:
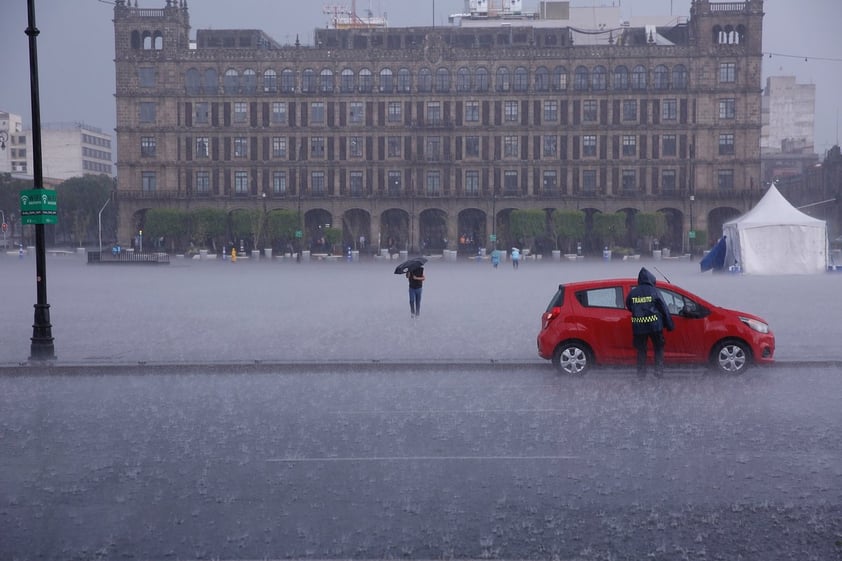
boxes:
[508,209,546,252]
[0,173,33,247]
[323,227,342,254]
[266,210,299,250]
[191,208,227,251]
[143,208,188,251]
[592,212,627,249]
[230,210,254,250]
[634,212,668,252]
[54,175,116,246]
[552,210,585,253]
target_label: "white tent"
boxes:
[722,185,828,274]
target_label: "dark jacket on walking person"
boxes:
[625,267,674,377]
[407,267,425,318]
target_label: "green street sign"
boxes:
[689,230,696,239]
[489,234,497,242]
[294,230,303,239]
[20,189,58,225]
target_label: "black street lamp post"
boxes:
[26,0,55,361]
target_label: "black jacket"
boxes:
[625,267,675,335]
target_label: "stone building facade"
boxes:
[113,0,765,255]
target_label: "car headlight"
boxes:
[739,316,769,334]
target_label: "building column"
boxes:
[370,210,381,253]
[447,211,459,251]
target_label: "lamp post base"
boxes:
[30,303,55,361]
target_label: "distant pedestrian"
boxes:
[407,266,425,318]
[511,248,520,269]
[625,267,674,378]
[491,250,500,269]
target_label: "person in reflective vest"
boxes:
[625,267,674,378]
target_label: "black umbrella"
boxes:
[394,257,427,275]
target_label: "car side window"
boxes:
[575,287,624,309]
[657,288,688,315]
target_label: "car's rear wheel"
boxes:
[711,339,751,374]
[552,342,592,376]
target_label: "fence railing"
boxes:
[87,251,170,265]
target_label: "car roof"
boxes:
[558,278,676,291]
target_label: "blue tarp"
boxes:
[700,236,727,272]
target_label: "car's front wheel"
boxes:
[552,342,592,376]
[711,339,751,374]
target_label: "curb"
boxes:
[0,359,840,376]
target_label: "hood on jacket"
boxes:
[637,267,656,286]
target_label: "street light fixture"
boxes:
[98,193,112,254]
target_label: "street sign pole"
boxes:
[26,0,55,361]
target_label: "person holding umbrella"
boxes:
[394,257,427,319]
[407,265,425,318]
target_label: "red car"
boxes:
[537,277,775,375]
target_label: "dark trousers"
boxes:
[633,331,665,372]
[409,287,422,316]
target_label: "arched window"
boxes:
[203,68,218,94]
[397,68,412,93]
[263,69,277,93]
[280,69,295,93]
[142,31,152,50]
[153,31,164,50]
[301,69,316,93]
[613,66,629,90]
[418,67,432,92]
[185,68,201,94]
[223,69,239,94]
[340,68,355,93]
[242,69,257,94]
[320,69,334,93]
[435,67,451,92]
[552,66,567,91]
[631,65,647,90]
[496,67,510,92]
[456,67,471,92]
[475,67,490,92]
[513,66,529,92]
[534,66,549,92]
[592,66,607,91]
[574,66,589,91]
[359,68,373,92]
[380,68,394,93]
[672,65,688,89]
[653,65,669,90]
[131,30,141,50]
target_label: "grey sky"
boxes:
[1,0,840,153]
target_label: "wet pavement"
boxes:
[2,363,841,560]
[1,251,840,367]
[1,252,841,560]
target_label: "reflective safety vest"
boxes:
[631,314,659,324]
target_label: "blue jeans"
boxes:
[409,287,422,316]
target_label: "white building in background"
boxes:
[761,75,816,155]
[24,122,114,181]
[1,115,114,181]
[0,111,26,175]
